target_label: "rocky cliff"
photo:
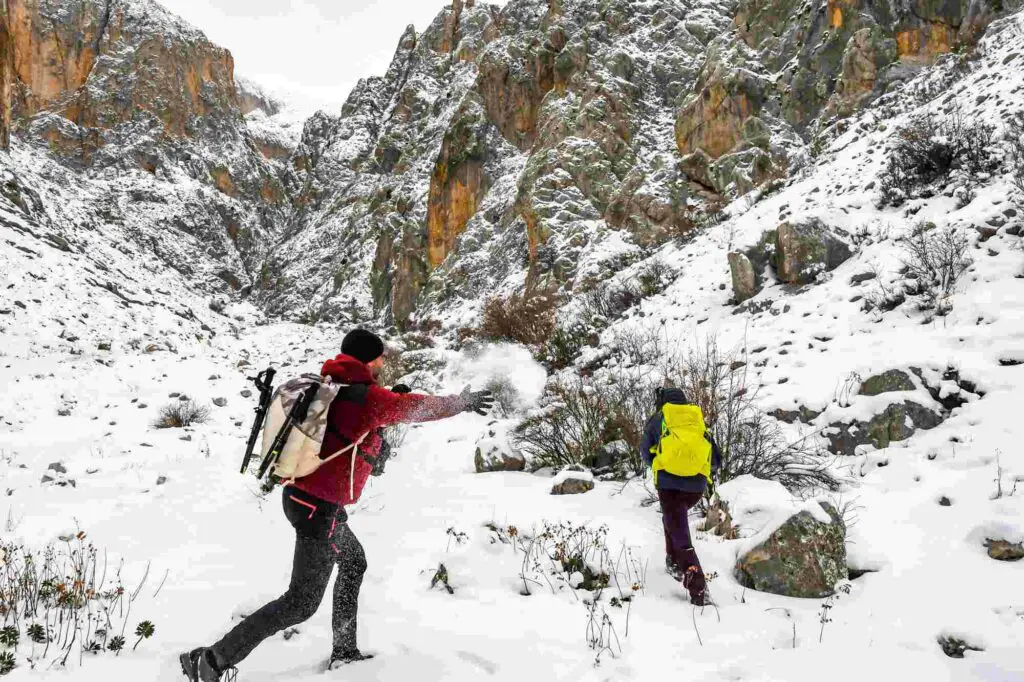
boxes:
[0,0,1019,333]
[263,0,1018,330]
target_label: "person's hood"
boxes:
[321,354,376,385]
[659,388,689,407]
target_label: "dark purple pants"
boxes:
[658,489,706,599]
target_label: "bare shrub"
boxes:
[636,258,676,297]
[1008,112,1024,203]
[901,222,972,315]
[376,348,407,388]
[577,280,642,329]
[0,533,155,669]
[537,322,596,371]
[878,110,997,206]
[479,290,558,348]
[153,401,210,429]
[663,337,840,493]
[513,374,655,476]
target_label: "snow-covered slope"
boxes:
[1,2,1024,682]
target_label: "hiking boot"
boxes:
[180,648,237,682]
[689,590,709,607]
[327,649,375,671]
[665,556,684,581]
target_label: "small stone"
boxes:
[985,539,1024,562]
[208,374,220,381]
[156,476,168,485]
[40,474,55,484]
[178,395,190,402]
[938,496,952,507]
[850,272,876,285]
[97,342,112,351]
[237,359,251,368]
[138,403,148,409]
[57,407,71,417]
[48,462,67,474]
[180,435,193,442]
[169,392,181,398]
[859,369,915,396]
[213,397,228,407]
[240,389,253,398]
[975,226,998,242]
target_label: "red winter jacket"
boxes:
[291,354,466,506]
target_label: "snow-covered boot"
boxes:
[326,649,375,671]
[180,648,237,682]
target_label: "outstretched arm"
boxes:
[365,385,468,427]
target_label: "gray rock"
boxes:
[850,271,876,285]
[859,369,915,396]
[551,475,595,495]
[48,462,67,474]
[985,539,1024,562]
[776,220,853,285]
[826,401,943,456]
[213,397,228,407]
[57,407,71,417]
[240,389,253,398]
[728,252,760,303]
[156,476,168,486]
[734,502,848,598]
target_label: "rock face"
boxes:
[0,8,12,149]
[826,401,943,456]
[776,220,853,285]
[859,370,915,396]
[734,502,848,598]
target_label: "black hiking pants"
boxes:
[658,488,706,600]
[211,486,366,668]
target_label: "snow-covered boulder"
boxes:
[474,421,525,473]
[720,476,847,598]
[550,467,595,495]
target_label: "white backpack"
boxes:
[259,374,368,487]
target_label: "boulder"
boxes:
[776,220,853,285]
[474,422,526,473]
[985,539,1024,562]
[728,252,760,302]
[551,467,595,495]
[734,502,848,598]
[859,369,915,396]
[826,400,943,456]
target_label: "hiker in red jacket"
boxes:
[182,330,494,681]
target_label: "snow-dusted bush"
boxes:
[635,257,675,297]
[513,375,651,475]
[878,111,996,207]
[153,401,210,429]
[900,222,973,316]
[479,291,558,348]
[1008,112,1024,204]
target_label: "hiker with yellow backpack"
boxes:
[640,388,721,606]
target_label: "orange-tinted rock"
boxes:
[211,167,236,197]
[0,10,12,149]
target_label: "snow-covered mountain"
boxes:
[1,0,1024,680]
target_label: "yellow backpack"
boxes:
[652,403,712,485]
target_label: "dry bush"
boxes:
[879,110,997,206]
[1009,112,1024,203]
[479,291,558,348]
[513,374,654,475]
[153,401,210,429]
[537,322,595,371]
[663,336,840,493]
[900,223,972,315]
[636,257,676,297]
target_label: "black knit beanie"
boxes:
[341,329,385,364]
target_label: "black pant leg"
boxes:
[211,494,337,668]
[330,520,368,654]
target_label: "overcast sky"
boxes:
[156,0,508,119]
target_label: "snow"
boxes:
[2,6,1024,682]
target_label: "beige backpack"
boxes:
[258,374,367,486]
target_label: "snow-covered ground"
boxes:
[2,9,1024,682]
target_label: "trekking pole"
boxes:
[239,367,277,474]
[255,381,321,481]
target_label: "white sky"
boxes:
[156,0,508,119]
